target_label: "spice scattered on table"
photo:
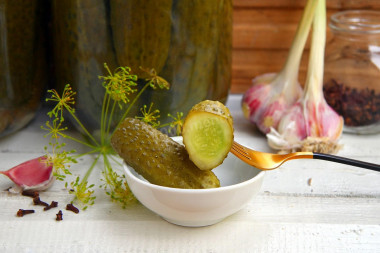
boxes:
[16,209,35,217]
[66,203,79,214]
[44,201,58,211]
[56,210,63,221]
[21,190,39,198]
[33,196,49,207]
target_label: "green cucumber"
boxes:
[182,100,234,170]
[111,117,220,189]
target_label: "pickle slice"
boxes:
[111,117,220,189]
[182,100,234,170]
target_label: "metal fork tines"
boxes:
[231,142,252,161]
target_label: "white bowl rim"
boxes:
[123,136,265,194]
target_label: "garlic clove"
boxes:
[257,94,293,133]
[242,73,276,122]
[307,99,343,141]
[242,73,302,134]
[267,98,343,153]
[266,102,306,152]
[0,156,54,193]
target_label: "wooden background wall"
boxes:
[231,0,380,93]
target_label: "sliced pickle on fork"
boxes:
[182,100,234,170]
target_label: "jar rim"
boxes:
[330,10,380,34]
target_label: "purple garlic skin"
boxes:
[0,156,54,193]
[242,73,302,134]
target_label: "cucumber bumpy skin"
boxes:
[182,100,234,170]
[111,118,220,189]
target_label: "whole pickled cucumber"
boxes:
[182,100,234,170]
[110,0,172,78]
[160,0,220,105]
[0,0,45,104]
[52,0,119,130]
[208,0,233,102]
[111,118,220,189]
[147,0,233,126]
[0,0,46,135]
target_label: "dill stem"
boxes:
[108,154,123,167]
[102,153,112,172]
[80,153,101,185]
[59,133,97,149]
[106,101,117,139]
[65,105,100,147]
[100,92,109,145]
[158,122,171,128]
[102,94,112,145]
[72,148,101,159]
[111,82,150,136]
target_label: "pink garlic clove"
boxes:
[0,156,54,193]
[267,99,343,153]
[242,73,277,122]
[242,82,272,124]
[242,73,302,134]
[307,99,343,141]
[257,95,291,134]
[267,101,306,151]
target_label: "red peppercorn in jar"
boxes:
[323,10,380,134]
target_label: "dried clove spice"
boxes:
[16,209,35,217]
[66,203,79,214]
[56,210,63,221]
[22,191,39,198]
[33,196,49,207]
[324,79,380,126]
[44,201,58,211]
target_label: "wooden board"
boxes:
[231,0,380,93]
[1,95,380,252]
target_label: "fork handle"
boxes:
[313,153,380,172]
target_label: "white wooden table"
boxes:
[1,94,379,253]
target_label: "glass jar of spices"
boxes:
[323,10,380,134]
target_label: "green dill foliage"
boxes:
[140,67,170,90]
[136,103,161,128]
[167,112,184,136]
[43,63,183,210]
[41,118,76,181]
[100,163,137,208]
[66,177,95,210]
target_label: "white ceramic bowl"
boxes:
[123,136,265,227]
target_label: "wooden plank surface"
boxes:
[1,194,379,252]
[0,95,379,252]
[233,0,380,9]
[231,0,380,93]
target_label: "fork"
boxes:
[230,141,380,172]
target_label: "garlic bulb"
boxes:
[267,0,343,154]
[242,0,318,134]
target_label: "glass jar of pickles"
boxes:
[323,10,380,134]
[51,0,232,134]
[0,0,47,138]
